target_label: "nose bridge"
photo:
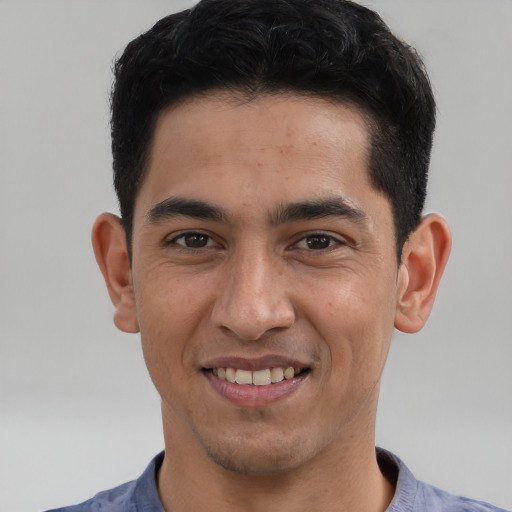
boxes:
[211,244,295,340]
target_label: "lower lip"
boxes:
[204,371,308,407]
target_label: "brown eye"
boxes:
[294,233,346,251]
[183,234,209,248]
[170,232,216,249]
[305,235,332,249]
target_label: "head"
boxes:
[93,0,451,481]
[111,0,436,260]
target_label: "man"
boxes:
[48,0,507,511]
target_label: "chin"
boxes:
[195,427,325,476]
[206,446,304,476]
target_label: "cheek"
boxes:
[301,273,396,377]
[133,269,214,379]
[135,263,212,327]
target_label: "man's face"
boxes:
[129,93,405,474]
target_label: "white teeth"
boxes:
[213,366,303,386]
[235,369,252,385]
[253,369,271,386]
[225,367,236,383]
[270,367,284,383]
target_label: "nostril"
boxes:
[211,295,295,341]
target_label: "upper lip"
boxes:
[201,355,309,371]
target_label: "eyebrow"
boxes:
[270,197,368,225]
[146,196,368,226]
[147,197,230,224]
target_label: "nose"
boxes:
[211,250,295,341]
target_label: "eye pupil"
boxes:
[306,235,331,249]
[184,234,208,248]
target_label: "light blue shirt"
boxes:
[46,449,509,511]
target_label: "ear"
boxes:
[394,214,451,333]
[91,213,139,333]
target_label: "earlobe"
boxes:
[91,213,140,333]
[394,214,451,333]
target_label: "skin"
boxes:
[93,93,451,512]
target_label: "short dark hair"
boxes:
[111,0,436,259]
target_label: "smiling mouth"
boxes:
[206,367,309,386]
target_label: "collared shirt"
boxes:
[46,450,509,512]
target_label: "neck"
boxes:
[157,408,395,512]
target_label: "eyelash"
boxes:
[167,232,220,250]
[166,231,346,252]
[293,232,346,251]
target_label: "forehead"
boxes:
[161,91,371,146]
[132,91,395,252]
[143,93,373,199]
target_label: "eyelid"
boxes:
[292,231,348,250]
[165,230,222,248]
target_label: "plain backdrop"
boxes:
[1,1,511,510]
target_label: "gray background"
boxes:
[0,1,511,510]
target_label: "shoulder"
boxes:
[43,452,165,512]
[378,449,509,512]
[414,480,509,512]
[44,480,137,512]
